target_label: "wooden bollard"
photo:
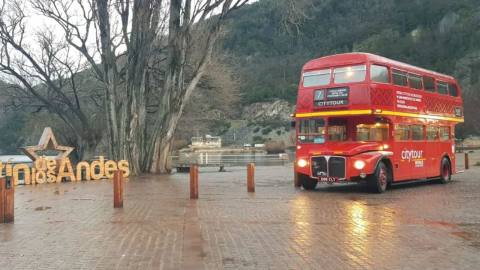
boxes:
[190,165,199,199]
[247,163,255,192]
[113,171,124,208]
[465,153,469,170]
[0,176,14,223]
[294,168,301,187]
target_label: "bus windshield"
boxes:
[298,118,326,144]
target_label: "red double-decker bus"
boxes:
[294,53,464,193]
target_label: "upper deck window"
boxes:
[437,81,449,95]
[333,65,366,84]
[303,69,331,87]
[392,69,408,86]
[370,65,389,83]
[408,74,423,90]
[448,83,458,97]
[423,76,435,92]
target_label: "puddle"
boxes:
[34,206,52,211]
[423,219,458,229]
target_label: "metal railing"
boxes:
[170,153,291,167]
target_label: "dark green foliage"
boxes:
[253,135,265,143]
[261,127,272,135]
[0,112,27,154]
[211,120,232,135]
[224,0,480,107]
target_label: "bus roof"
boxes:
[303,53,455,81]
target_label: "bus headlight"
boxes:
[354,160,366,170]
[297,158,308,168]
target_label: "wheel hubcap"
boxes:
[379,168,387,188]
[443,164,450,180]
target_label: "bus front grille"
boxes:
[329,157,346,178]
[311,156,327,177]
[311,156,346,179]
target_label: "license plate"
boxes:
[319,177,338,183]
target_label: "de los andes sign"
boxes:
[1,127,129,186]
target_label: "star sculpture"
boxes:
[20,127,75,161]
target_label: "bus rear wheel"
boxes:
[299,173,318,190]
[439,158,451,184]
[368,162,389,193]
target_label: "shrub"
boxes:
[265,140,286,154]
[253,136,265,143]
[261,127,272,135]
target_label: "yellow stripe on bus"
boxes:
[295,109,464,123]
[295,110,372,118]
[375,110,464,123]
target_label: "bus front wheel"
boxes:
[439,158,451,184]
[368,162,389,193]
[299,173,318,190]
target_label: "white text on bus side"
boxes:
[401,150,424,161]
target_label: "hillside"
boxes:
[219,0,480,137]
[1,0,479,154]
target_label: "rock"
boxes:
[242,99,295,122]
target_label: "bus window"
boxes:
[328,125,347,141]
[303,69,331,87]
[392,69,408,86]
[356,123,389,141]
[370,65,389,83]
[395,124,409,140]
[333,65,366,84]
[410,125,424,140]
[449,83,458,97]
[424,76,435,92]
[426,126,439,141]
[437,81,449,95]
[298,118,326,144]
[408,74,423,90]
[439,126,450,141]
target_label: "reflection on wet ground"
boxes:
[0,159,480,269]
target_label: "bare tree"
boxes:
[146,0,248,173]
[0,0,103,159]
[92,0,249,174]
[0,0,249,174]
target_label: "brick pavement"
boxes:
[1,154,480,269]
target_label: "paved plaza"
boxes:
[1,154,480,269]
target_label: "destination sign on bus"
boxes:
[314,87,349,107]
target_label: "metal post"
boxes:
[247,163,255,193]
[190,165,199,199]
[113,171,124,208]
[465,153,469,170]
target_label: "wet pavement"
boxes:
[1,153,480,269]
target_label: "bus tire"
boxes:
[439,157,451,184]
[299,174,318,190]
[368,162,389,193]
